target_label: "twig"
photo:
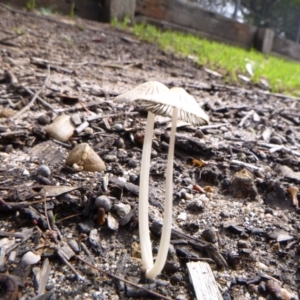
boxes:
[0,130,27,137]
[199,123,230,130]
[51,139,72,149]
[238,110,254,127]
[22,86,54,111]
[80,242,94,264]
[75,255,172,300]
[57,250,85,281]
[56,213,83,223]
[86,111,139,122]
[11,66,51,119]
[0,34,23,44]
[44,193,52,231]
[231,159,263,171]
[54,99,105,113]
[258,142,300,157]
[79,100,92,114]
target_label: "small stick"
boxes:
[199,123,230,130]
[79,100,92,114]
[22,86,54,111]
[239,110,254,127]
[75,255,172,300]
[44,194,52,231]
[231,159,263,171]
[80,242,94,264]
[0,130,27,137]
[54,99,105,113]
[57,250,85,281]
[56,213,83,223]
[11,66,51,120]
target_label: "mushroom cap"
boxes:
[113,81,169,103]
[136,87,209,126]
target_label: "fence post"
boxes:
[101,0,136,23]
[254,28,274,54]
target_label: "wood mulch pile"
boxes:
[0,3,300,300]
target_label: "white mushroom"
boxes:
[138,87,208,279]
[114,81,169,271]
[114,83,209,279]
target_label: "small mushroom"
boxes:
[66,143,106,172]
[115,83,209,279]
[139,87,208,279]
[114,81,169,272]
[287,186,299,207]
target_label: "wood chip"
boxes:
[187,262,223,300]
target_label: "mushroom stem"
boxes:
[146,107,178,279]
[139,111,155,271]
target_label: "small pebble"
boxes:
[89,229,101,249]
[186,200,203,212]
[151,149,158,158]
[183,193,193,200]
[95,195,112,212]
[178,188,187,199]
[160,141,169,151]
[237,240,251,248]
[113,123,123,131]
[129,174,139,184]
[202,227,217,243]
[22,169,30,176]
[107,213,119,231]
[84,127,94,135]
[38,114,51,125]
[177,212,187,221]
[127,159,138,168]
[194,129,204,138]
[104,154,118,162]
[4,144,13,153]
[115,137,125,148]
[182,177,192,185]
[21,251,41,265]
[68,240,80,254]
[171,272,183,283]
[78,220,94,233]
[269,135,282,145]
[8,251,17,263]
[36,175,52,185]
[114,203,131,218]
[220,211,231,218]
[36,165,51,177]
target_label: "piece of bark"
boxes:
[109,177,157,199]
[37,258,51,295]
[187,262,223,300]
[29,140,65,166]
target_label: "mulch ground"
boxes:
[0,4,300,300]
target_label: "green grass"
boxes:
[26,0,35,10]
[114,21,300,94]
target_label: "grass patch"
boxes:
[115,21,300,94]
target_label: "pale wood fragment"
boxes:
[187,261,223,300]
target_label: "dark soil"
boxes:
[0,4,300,300]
